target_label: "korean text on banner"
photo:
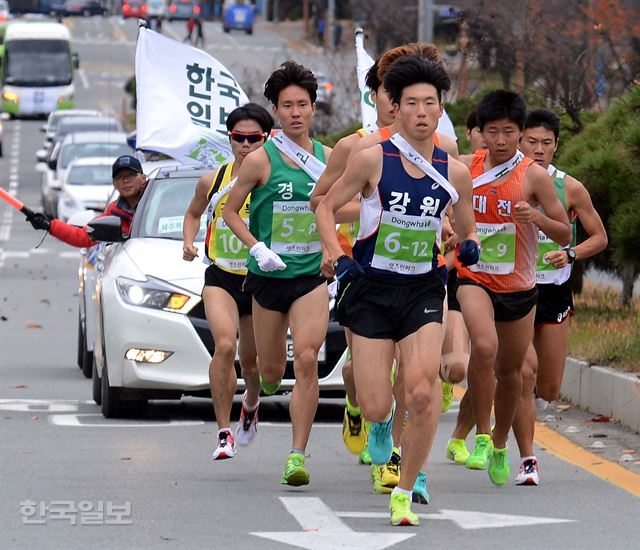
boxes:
[135,27,249,165]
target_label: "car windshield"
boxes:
[67,164,112,185]
[61,143,131,169]
[58,120,120,136]
[138,176,206,240]
[4,39,72,87]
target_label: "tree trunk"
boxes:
[620,265,637,307]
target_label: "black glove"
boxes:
[26,212,52,231]
[334,255,364,285]
[457,239,480,267]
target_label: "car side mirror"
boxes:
[47,157,58,170]
[40,124,47,133]
[36,149,48,163]
[86,215,126,242]
[72,52,80,69]
[68,210,98,227]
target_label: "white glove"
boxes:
[250,242,287,272]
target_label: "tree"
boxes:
[558,85,640,305]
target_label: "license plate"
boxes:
[286,338,326,362]
[234,12,246,22]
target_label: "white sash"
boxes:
[472,151,524,189]
[271,131,326,182]
[202,177,238,266]
[547,164,556,176]
[390,133,459,204]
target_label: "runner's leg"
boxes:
[534,320,571,401]
[204,286,241,430]
[288,283,329,452]
[512,342,538,458]
[251,298,288,386]
[238,314,260,406]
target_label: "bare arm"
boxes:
[448,159,479,246]
[316,146,381,263]
[182,173,212,260]
[222,149,267,249]
[523,164,571,246]
[568,177,607,259]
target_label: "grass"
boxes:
[569,283,640,372]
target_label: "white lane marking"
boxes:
[252,497,414,550]
[48,413,204,427]
[59,251,82,259]
[0,399,94,412]
[0,250,29,260]
[258,422,339,428]
[78,69,90,89]
[336,510,576,529]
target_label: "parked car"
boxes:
[122,0,147,18]
[63,0,108,15]
[88,164,346,418]
[40,109,102,152]
[314,71,334,114]
[0,0,9,22]
[41,130,130,217]
[56,157,114,221]
[222,1,253,34]
[145,0,166,18]
[167,0,199,21]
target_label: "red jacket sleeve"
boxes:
[49,218,97,248]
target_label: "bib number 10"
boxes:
[219,232,243,254]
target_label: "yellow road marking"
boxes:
[451,385,640,497]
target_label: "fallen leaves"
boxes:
[591,415,611,423]
[26,322,42,329]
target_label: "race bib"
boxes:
[371,211,440,275]
[471,222,516,275]
[215,217,248,271]
[271,201,321,255]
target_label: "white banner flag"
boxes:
[355,28,378,135]
[135,27,250,165]
[354,28,458,141]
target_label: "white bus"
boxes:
[1,21,78,117]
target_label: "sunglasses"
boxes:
[229,131,266,144]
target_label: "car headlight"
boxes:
[2,91,19,104]
[116,276,201,314]
[57,93,73,105]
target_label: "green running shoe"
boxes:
[259,373,281,396]
[359,447,372,465]
[465,434,493,470]
[488,446,510,486]
[389,493,419,526]
[412,471,430,505]
[446,438,470,465]
[441,381,454,413]
[281,452,309,486]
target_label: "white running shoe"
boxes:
[515,458,539,485]
[212,429,236,460]
[235,397,259,446]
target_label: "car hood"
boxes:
[123,238,206,293]
[63,184,112,203]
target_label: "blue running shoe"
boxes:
[412,471,430,504]
[367,403,395,465]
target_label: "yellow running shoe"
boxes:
[389,493,419,526]
[342,406,368,455]
[441,381,454,413]
[372,465,392,493]
[379,449,401,487]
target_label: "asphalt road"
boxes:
[1,15,639,550]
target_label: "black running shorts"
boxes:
[243,272,326,313]
[457,279,538,322]
[447,268,461,312]
[204,263,252,317]
[337,273,445,341]
[534,280,574,325]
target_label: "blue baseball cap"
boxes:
[112,155,143,178]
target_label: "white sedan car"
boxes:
[89,164,346,418]
[57,157,114,221]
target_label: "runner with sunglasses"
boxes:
[223,62,332,486]
[183,103,274,460]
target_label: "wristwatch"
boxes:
[564,247,576,264]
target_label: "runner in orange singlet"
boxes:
[455,90,571,486]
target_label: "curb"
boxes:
[560,357,640,433]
